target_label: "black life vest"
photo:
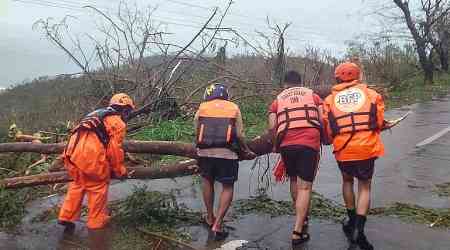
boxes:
[70,107,121,147]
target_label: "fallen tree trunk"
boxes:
[0,133,273,157]
[0,133,273,189]
[0,160,198,189]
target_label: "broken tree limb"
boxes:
[0,133,273,189]
[0,133,273,158]
[0,160,198,189]
[0,142,65,154]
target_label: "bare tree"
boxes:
[33,1,237,122]
[392,0,450,84]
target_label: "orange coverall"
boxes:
[323,81,385,162]
[58,115,127,229]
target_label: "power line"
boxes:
[163,0,320,32]
[24,0,330,42]
[12,0,84,11]
[12,0,335,49]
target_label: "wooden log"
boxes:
[0,133,273,189]
[0,160,198,189]
[0,133,273,158]
[0,142,65,154]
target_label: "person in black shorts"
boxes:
[194,83,255,241]
[268,71,324,247]
[323,62,385,250]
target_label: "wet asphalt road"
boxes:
[1,97,450,250]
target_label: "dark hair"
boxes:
[283,70,302,85]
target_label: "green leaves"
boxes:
[0,187,26,229]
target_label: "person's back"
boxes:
[58,93,134,231]
[272,85,323,152]
[268,70,323,247]
[324,81,384,161]
[63,111,127,183]
[196,98,241,160]
[194,83,254,241]
[323,62,384,250]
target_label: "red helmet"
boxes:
[335,62,361,82]
[109,93,135,109]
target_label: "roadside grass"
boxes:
[233,191,345,221]
[370,203,450,229]
[433,182,450,197]
[234,192,450,229]
[110,185,201,247]
[386,73,450,109]
[0,187,27,230]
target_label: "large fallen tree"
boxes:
[0,160,199,189]
[0,109,408,189]
[0,133,273,189]
[0,133,273,157]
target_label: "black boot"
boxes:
[342,209,356,239]
[58,220,76,233]
[352,215,374,250]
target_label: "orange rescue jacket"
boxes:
[62,109,128,183]
[324,81,385,161]
[196,99,239,149]
[276,87,321,135]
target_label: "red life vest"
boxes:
[328,83,378,137]
[276,87,321,136]
[196,99,239,149]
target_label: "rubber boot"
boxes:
[58,220,76,234]
[342,209,356,239]
[352,215,374,250]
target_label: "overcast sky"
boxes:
[0,0,377,87]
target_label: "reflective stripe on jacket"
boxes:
[196,99,239,149]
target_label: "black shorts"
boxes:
[279,145,319,183]
[337,158,376,180]
[198,157,239,185]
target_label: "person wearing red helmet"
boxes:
[323,62,385,250]
[58,93,135,231]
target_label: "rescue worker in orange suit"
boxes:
[58,93,135,230]
[194,83,255,241]
[268,70,324,247]
[323,63,384,250]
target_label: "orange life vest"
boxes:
[276,87,321,136]
[196,99,239,149]
[328,83,378,138]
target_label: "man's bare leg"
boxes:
[202,176,215,226]
[292,179,312,240]
[342,172,355,209]
[290,176,298,203]
[356,179,371,216]
[212,183,234,233]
